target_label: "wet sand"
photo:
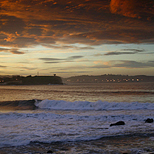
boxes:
[0,134,154,154]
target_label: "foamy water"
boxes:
[0,82,154,150]
[0,100,154,147]
[36,99,154,110]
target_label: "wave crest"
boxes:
[36,100,154,110]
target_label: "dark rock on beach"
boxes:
[110,121,125,127]
[145,118,153,123]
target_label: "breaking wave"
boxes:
[0,99,37,110]
[36,99,154,110]
[0,99,154,111]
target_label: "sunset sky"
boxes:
[0,0,154,77]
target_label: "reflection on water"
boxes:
[0,82,154,102]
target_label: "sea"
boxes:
[0,82,154,154]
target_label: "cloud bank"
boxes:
[92,60,154,69]
[110,0,154,19]
[105,49,145,55]
[0,47,24,54]
[39,55,84,63]
[0,0,153,51]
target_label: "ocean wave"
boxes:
[36,99,154,110]
[0,108,154,148]
[0,99,154,111]
[0,99,38,110]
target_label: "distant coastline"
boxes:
[0,75,63,85]
[63,74,154,84]
[1,74,154,85]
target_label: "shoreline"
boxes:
[0,133,154,154]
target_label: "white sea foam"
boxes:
[36,99,154,110]
[0,101,154,147]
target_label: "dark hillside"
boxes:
[21,76,63,85]
[0,75,63,85]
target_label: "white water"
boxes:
[0,100,154,147]
[0,83,154,149]
[36,99,154,110]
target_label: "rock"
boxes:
[110,121,125,127]
[47,150,53,153]
[145,118,153,123]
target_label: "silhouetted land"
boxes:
[0,75,63,85]
[1,74,154,85]
[63,74,154,83]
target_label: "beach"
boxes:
[0,134,154,154]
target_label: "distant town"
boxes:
[63,74,154,84]
[0,74,63,85]
[0,74,154,85]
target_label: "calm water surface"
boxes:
[0,82,154,102]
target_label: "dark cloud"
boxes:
[0,48,9,52]
[75,46,94,50]
[19,67,37,71]
[43,44,94,50]
[67,56,84,60]
[0,0,153,49]
[105,51,134,55]
[10,49,24,54]
[110,0,154,19]
[39,55,84,63]
[63,27,154,45]
[0,65,6,68]
[123,49,145,52]
[93,49,145,56]
[113,61,154,68]
[45,62,60,64]
[93,53,103,57]
[39,58,63,61]
[0,15,25,34]
[105,48,145,55]
[0,47,24,54]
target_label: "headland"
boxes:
[0,75,63,85]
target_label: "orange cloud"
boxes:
[0,0,154,50]
[110,0,154,19]
[110,0,138,18]
[93,60,103,65]
[4,33,18,42]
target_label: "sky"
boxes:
[0,0,154,77]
